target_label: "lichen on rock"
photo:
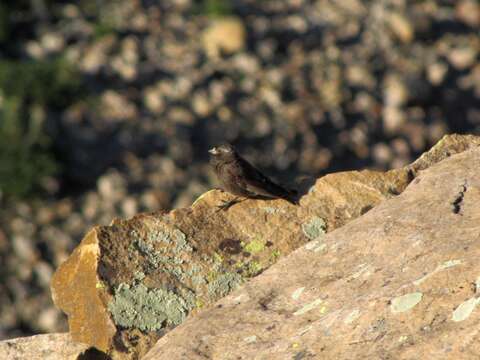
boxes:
[207,272,243,298]
[302,216,326,240]
[108,283,194,331]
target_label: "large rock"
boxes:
[0,333,89,360]
[144,140,480,359]
[50,134,480,359]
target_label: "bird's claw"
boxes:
[216,198,240,212]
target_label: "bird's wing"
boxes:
[237,157,288,198]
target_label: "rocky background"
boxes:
[0,0,478,340]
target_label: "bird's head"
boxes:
[208,143,236,160]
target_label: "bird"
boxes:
[209,143,298,210]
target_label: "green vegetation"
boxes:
[243,239,266,254]
[195,0,233,17]
[0,58,85,199]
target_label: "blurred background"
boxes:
[0,0,478,340]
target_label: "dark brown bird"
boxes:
[209,144,298,210]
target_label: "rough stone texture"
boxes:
[0,333,89,360]
[409,134,480,174]
[145,143,480,359]
[50,134,480,359]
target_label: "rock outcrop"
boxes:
[49,134,480,359]
[144,137,480,359]
[0,333,89,360]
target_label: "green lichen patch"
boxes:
[148,227,192,253]
[133,271,145,281]
[207,272,243,298]
[243,239,265,254]
[172,229,192,252]
[133,238,164,270]
[147,229,170,244]
[302,217,326,240]
[108,283,194,332]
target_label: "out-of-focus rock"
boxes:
[80,35,116,74]
[143,85,166,114]
[0,333,89,360]
[202,17,246,59]
[388,12,414,43]
[145,138,480,359]
[427,61,448,85]
[383,74,408,107]
[111,36,139,81]
[448,46,478,70]
[456,0,480,27]
[99,90,138,122]
[50,135,480,359]
[40,32,65,54]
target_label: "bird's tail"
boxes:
[283,188,299,205]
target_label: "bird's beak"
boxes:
[209,147,218,155]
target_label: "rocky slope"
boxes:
[45,134,477,359]
[1,134,479,358]
[1,0,479,339]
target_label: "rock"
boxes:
[388,12,414,44]
[80,35,117,74]
[143,86,165,114]
[456,0,480,27]
[448,46,478,70]
[167,107,194,125]
[191,90,213,117]
[12,235,37,262]
[37,307,64,333]
[121,197,138,218]
[25,41,46,59]
[50,135,480,359]
[383,74,408,107]
[0,333,89,360]
[40,32,65,54]
[111,36,139,81]
[346,65,375,89]
[372,142,393,165]
[202,17,246,59]
[51,230,117,354]
[99,91,138,122]
[382,106,406,134]
[427,61,448,85]
[144,139,480,359]
[97,171,127,202]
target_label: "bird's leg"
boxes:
[217,197,244,211]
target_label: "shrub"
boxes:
[0,58,85,200]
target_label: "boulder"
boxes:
[145,139,480,359]
[50,134,480,358]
